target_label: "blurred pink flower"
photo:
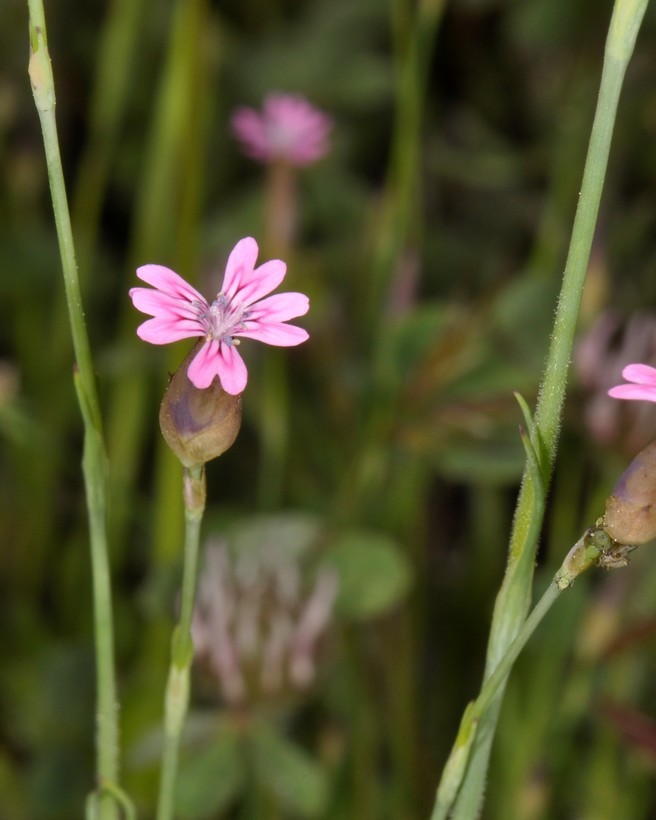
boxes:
[192,539,339,706]
[129,237,309,395]
[231,93,332,167]
[609,364,656,402]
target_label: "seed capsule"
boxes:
[159,343,242,468]
[604,440,656,545]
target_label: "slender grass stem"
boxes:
[432,526,630,820]
[432,1,650,817]
[258,160,297,510]
[366,0,444,347]
[27,5,100,430]
[27,4,122,818]
[157,466,206,820]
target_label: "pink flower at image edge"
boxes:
[231,93,332,167]
[129,237,309,395]
[608,364,656,402]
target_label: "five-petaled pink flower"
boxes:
[608,364,656,403]
[231,93,332,167]
[129,237,309,395]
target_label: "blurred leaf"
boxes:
[252,721,329,817]
[176,723,246,820]
[229,0,392,111]
[389,303,451,376]
[506,0,601,51]
[224,512,323,565]
[491,275,559,369]
[0,751,28,819]
[322,530,412,619]
[129,709,224,768]
[433,433,525,484]
[443,356,533,399]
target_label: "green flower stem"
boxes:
[432,528,624,820]
[258,159,297,510]
[157,465,206,820]
[71,0,146,271]
[438,1,649,817]
[27,4,100,430]
[27,5,121,818]
[366,0,444,345]
[107,0,209,569]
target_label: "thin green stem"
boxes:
[27,5,121,818]
[157,465,206,820]
[72,0,146,267]
[436,1,650,817]
[431,580,562,820]
[27,5,100,431]
[178,468,206,640]
[366,0,444,346]
[258,160,297,510]
[432,526,622,820]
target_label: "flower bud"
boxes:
[159,343,242,468]
[604,440,656,545]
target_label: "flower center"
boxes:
[266,121,296,155]
[198,294,248,343]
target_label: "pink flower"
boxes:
[608,364,656,402]
[129,237,309,395]
[231,93,332,167]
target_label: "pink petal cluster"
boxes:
[608,364,656,402]
[129,237,309,395]
[231,93,332,167]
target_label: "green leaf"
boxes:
[218,512,323,565]
[176,725,246,820]
[252,722,329,817]
[322,530,412,619]
[434,434,526,484]
[388,303,450,376]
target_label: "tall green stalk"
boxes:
[157,466,206,820]
[258,160,298,510]
[106,0,209,567]
[433,523,640,819]
[26,3,123,818]
[72,0,146,271]
[366,0,444,345]
[432,1,650,817]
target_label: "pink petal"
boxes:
[130,287,206,321]
[136,318,205,344]
[608,384,656,402]
[187,339,248,395]
[231,109,271,160]
[621,363,656,385]
[187,340,220,388]
[136,264,206,304]
[221,237,259,299]
[215,343,248,395]
[238,259,288,305]
[247,292,309,322]
[221,239,287,305]
[237,322,309,346]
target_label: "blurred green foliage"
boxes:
[3,0,656,817]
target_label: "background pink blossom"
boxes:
[231,93,332,167]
